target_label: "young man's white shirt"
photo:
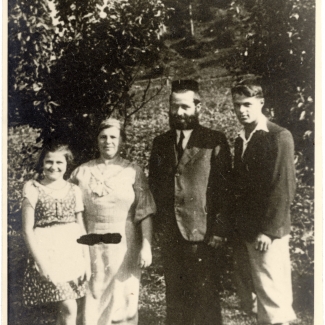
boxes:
[238,114,269,157]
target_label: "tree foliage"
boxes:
[227,0,315,185]
[9,0,169,164]
[8,0,55,127]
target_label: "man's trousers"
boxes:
[162,236,223,325]
[233,235,296,324]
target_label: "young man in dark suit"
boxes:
[231,79,296,325]
[149,80,231,325]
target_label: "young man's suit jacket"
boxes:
[149,124,232,242]
[233,120,296,242]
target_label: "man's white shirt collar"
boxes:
[176,129,193,149]
[238,114,269,141]
[238,114,269,157]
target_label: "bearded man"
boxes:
[149,80,232,325]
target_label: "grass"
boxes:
[8,233,313,325]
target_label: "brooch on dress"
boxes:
[89,176,111,197]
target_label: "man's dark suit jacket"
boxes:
[149,124,231,242]
[233,120,296,242]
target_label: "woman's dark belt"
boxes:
[77,233,122,246]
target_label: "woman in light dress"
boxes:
[70,118,155,325]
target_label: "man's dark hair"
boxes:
[231,78,264,98]
[170,79,201,105]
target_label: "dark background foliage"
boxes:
[226,0,315,186]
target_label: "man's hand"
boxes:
[255,233,272,252]
[207,235,225,249]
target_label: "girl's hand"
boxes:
[139,244,152,268]
[36,263,59,284]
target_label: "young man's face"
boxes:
[169,91,201,130]
[232,94,264,127]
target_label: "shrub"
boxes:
[290,183,314,310]
[8,127,41,233]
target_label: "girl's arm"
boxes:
[76,212,91,279]
[22,198,53,281]
[139,215,153,268]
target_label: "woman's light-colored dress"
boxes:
[70,158,155,325]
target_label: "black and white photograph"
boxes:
[7,0,316,324]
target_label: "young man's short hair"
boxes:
[231,79,264,98]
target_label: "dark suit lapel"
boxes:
[178,126,202,167]
[234,137,243,161]
[242,130,267,162]
[165,131,177,167]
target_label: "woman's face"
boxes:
[97,127,122,159]
[43,151,67,181]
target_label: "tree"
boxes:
[8,0,56,126]
[9,0,169,164]
[227,0,315,185]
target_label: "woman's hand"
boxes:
[85,263,92,281]
[139,241,152,268]
[139,217,153,268]
[89,273,103,299]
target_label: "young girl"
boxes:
[22,142,90,325]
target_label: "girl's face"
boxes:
[42,151,67,182]
[97,127,122,159]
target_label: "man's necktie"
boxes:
[176,131,185,161]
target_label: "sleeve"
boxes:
[209,133,233,238]
[131,165,156,224]
[69,166,80,185]
[22,180,39,209]
[262,130,296,237]
[73,185,84,213]
[148,137,160,204]
[148,137,163,232]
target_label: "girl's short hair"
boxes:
[35,142,74,175]
[96,118,127,143]
[231,79,264,98]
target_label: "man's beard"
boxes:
[169,113,199,130]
